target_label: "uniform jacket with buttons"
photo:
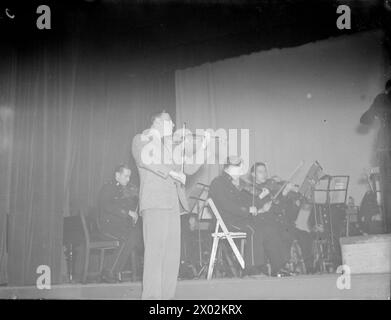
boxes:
[97,181,139,232]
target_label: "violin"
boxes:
[260,178,287,204]
[239,176,277,207]
[241,176,290,206]
[241,161,305,208]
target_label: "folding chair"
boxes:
[206,198,246,280]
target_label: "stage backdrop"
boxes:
[176,30,388,203]
[0,43,175,286]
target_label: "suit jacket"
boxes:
[132,128,201,212]
[209,172,253,226]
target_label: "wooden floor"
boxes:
[0,273,390,300]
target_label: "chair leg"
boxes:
[82,247,90,284]
[240,239,245,260]
[267,263,271,276]
[296,242,306,274]
[207,237,219,280]
[226,236,245,269]
[131,250,138,282]
[222,242,238,277]
[99,249,105,274]
[239,239,246,277]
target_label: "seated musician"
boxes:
[209,156,292,277]
[244,162,314,274]
[97,164,143,283]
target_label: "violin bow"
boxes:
[251,131,256,209]
[181,122,186,174]
[272,160,305,201]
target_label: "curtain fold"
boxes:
[0,48,16,285]
[0,41,175,286]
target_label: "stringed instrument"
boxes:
[241,160,304,204]
[241,160,305,221]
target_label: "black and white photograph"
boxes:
[0,0,390,304]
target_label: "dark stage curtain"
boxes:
[0,48,16,285]
[0,42,175,286]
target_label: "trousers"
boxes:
[229,219,266,267]
[100,216,143,277]
[255,214,290,273]
[141,207,180,300]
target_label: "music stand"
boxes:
[313,175,349,271]
[188,183,212,278]
[314,175,349,205]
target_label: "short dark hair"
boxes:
[114,164,130,176]
[151,110,168,124]
[386,79,391,91]
[250,162,266,174]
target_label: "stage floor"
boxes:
[0,273,390,300]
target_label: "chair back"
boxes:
[79,210,91,245]
[87,206,101,234]
[206,198,230,235]
[206,198,246,273]
[63,214,85,247]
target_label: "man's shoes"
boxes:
[243,265,269,276]
[271,267,295,277]
[100,270,119,283]
[243,266,257,276]
[257,264,270,276]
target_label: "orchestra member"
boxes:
[244,162,314,274]
[98,164,143,283]
[209,156,291,277]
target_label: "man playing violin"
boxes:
[243,162,314,274]
[209,156,292,277]
[132,111,209,299]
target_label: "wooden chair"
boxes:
[79,210,120,283]
[206,198,246,280]
[63,215,84,283]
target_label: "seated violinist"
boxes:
[209,156,292,277]
[242,162,314,274]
